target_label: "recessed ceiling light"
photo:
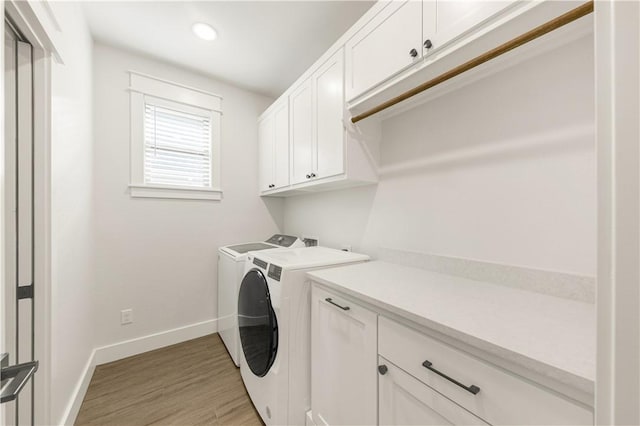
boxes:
[192,22,218,41]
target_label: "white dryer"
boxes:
[218,234,304,366]
[238,247,369,425]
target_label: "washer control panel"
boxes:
[265,234,303,248]
[253,257,268,269]
[268,264,282,281]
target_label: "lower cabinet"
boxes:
[311,285,378,426]
[378,356,487,426]
[310,284,594,426]
[378,317,593,426]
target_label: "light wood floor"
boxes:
[75,334,263,425]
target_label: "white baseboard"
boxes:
[60,318,218,425]
[59,349,96,426]
[94,319,218,365]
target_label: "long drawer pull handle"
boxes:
[422,360,480,395]
[324,297,350,311]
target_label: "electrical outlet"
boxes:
[121,309,133,325]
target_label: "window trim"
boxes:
[129,71,223,200]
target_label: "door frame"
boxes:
[595,1,640,424]
[2,1,61,424]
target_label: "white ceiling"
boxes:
[82,1,374,98]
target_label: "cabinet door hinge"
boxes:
[17,285,33,300]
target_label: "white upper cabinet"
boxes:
[292,48,368,186]
[273,102,290,188]
[261,46,379,197]
[291,49,345,185]
[345,0,518,102]
[423,1,514,56]
[345,0,423,101]
[315,50,345,179]
[290,79,314,185]
[258,113,275,192]
[258,100,289,193]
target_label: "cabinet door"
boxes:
[423,0,514,55]
[378,357,488,426]
[290,78,314,184]
[258,114,274,192]
[314,49,345,180]
[273,101,290,189]
[345,0,422,101]
[311,285,377,426]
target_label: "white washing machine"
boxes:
[238,247,369,425]
[218,234,304,366]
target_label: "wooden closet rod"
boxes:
[351,0,594,124]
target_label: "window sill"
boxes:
[129,184,223,201]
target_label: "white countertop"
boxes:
[307,261,595,395]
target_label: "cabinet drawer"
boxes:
[379,317,592,425]
[379,356,488,426]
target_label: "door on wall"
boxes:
[1,18,39,426]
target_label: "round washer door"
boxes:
[238,268,278,377]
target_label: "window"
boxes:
[129,71,222,200]
[144,98,212,188]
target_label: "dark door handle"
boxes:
[422,360,480,395]
[424,39,433,49]
[306,174,311,179]
[409,48,418,58]
[324,297,350,311]
[0,359,39,404]
[378,364,388,375]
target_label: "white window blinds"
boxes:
[144,101,212,188]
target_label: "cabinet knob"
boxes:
[424,39,433,49]
[378,365,388,375]
[310,173,317,178]
[409,48,418,58]
[306,174,311,179]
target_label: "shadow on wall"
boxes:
[379,123,593,179]
[283,184,378,250]
[378,34,594,177]
[261,196,285,232]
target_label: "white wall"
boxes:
[92,43,281,348]
[49,2,95,424]
[285,35,595,277]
